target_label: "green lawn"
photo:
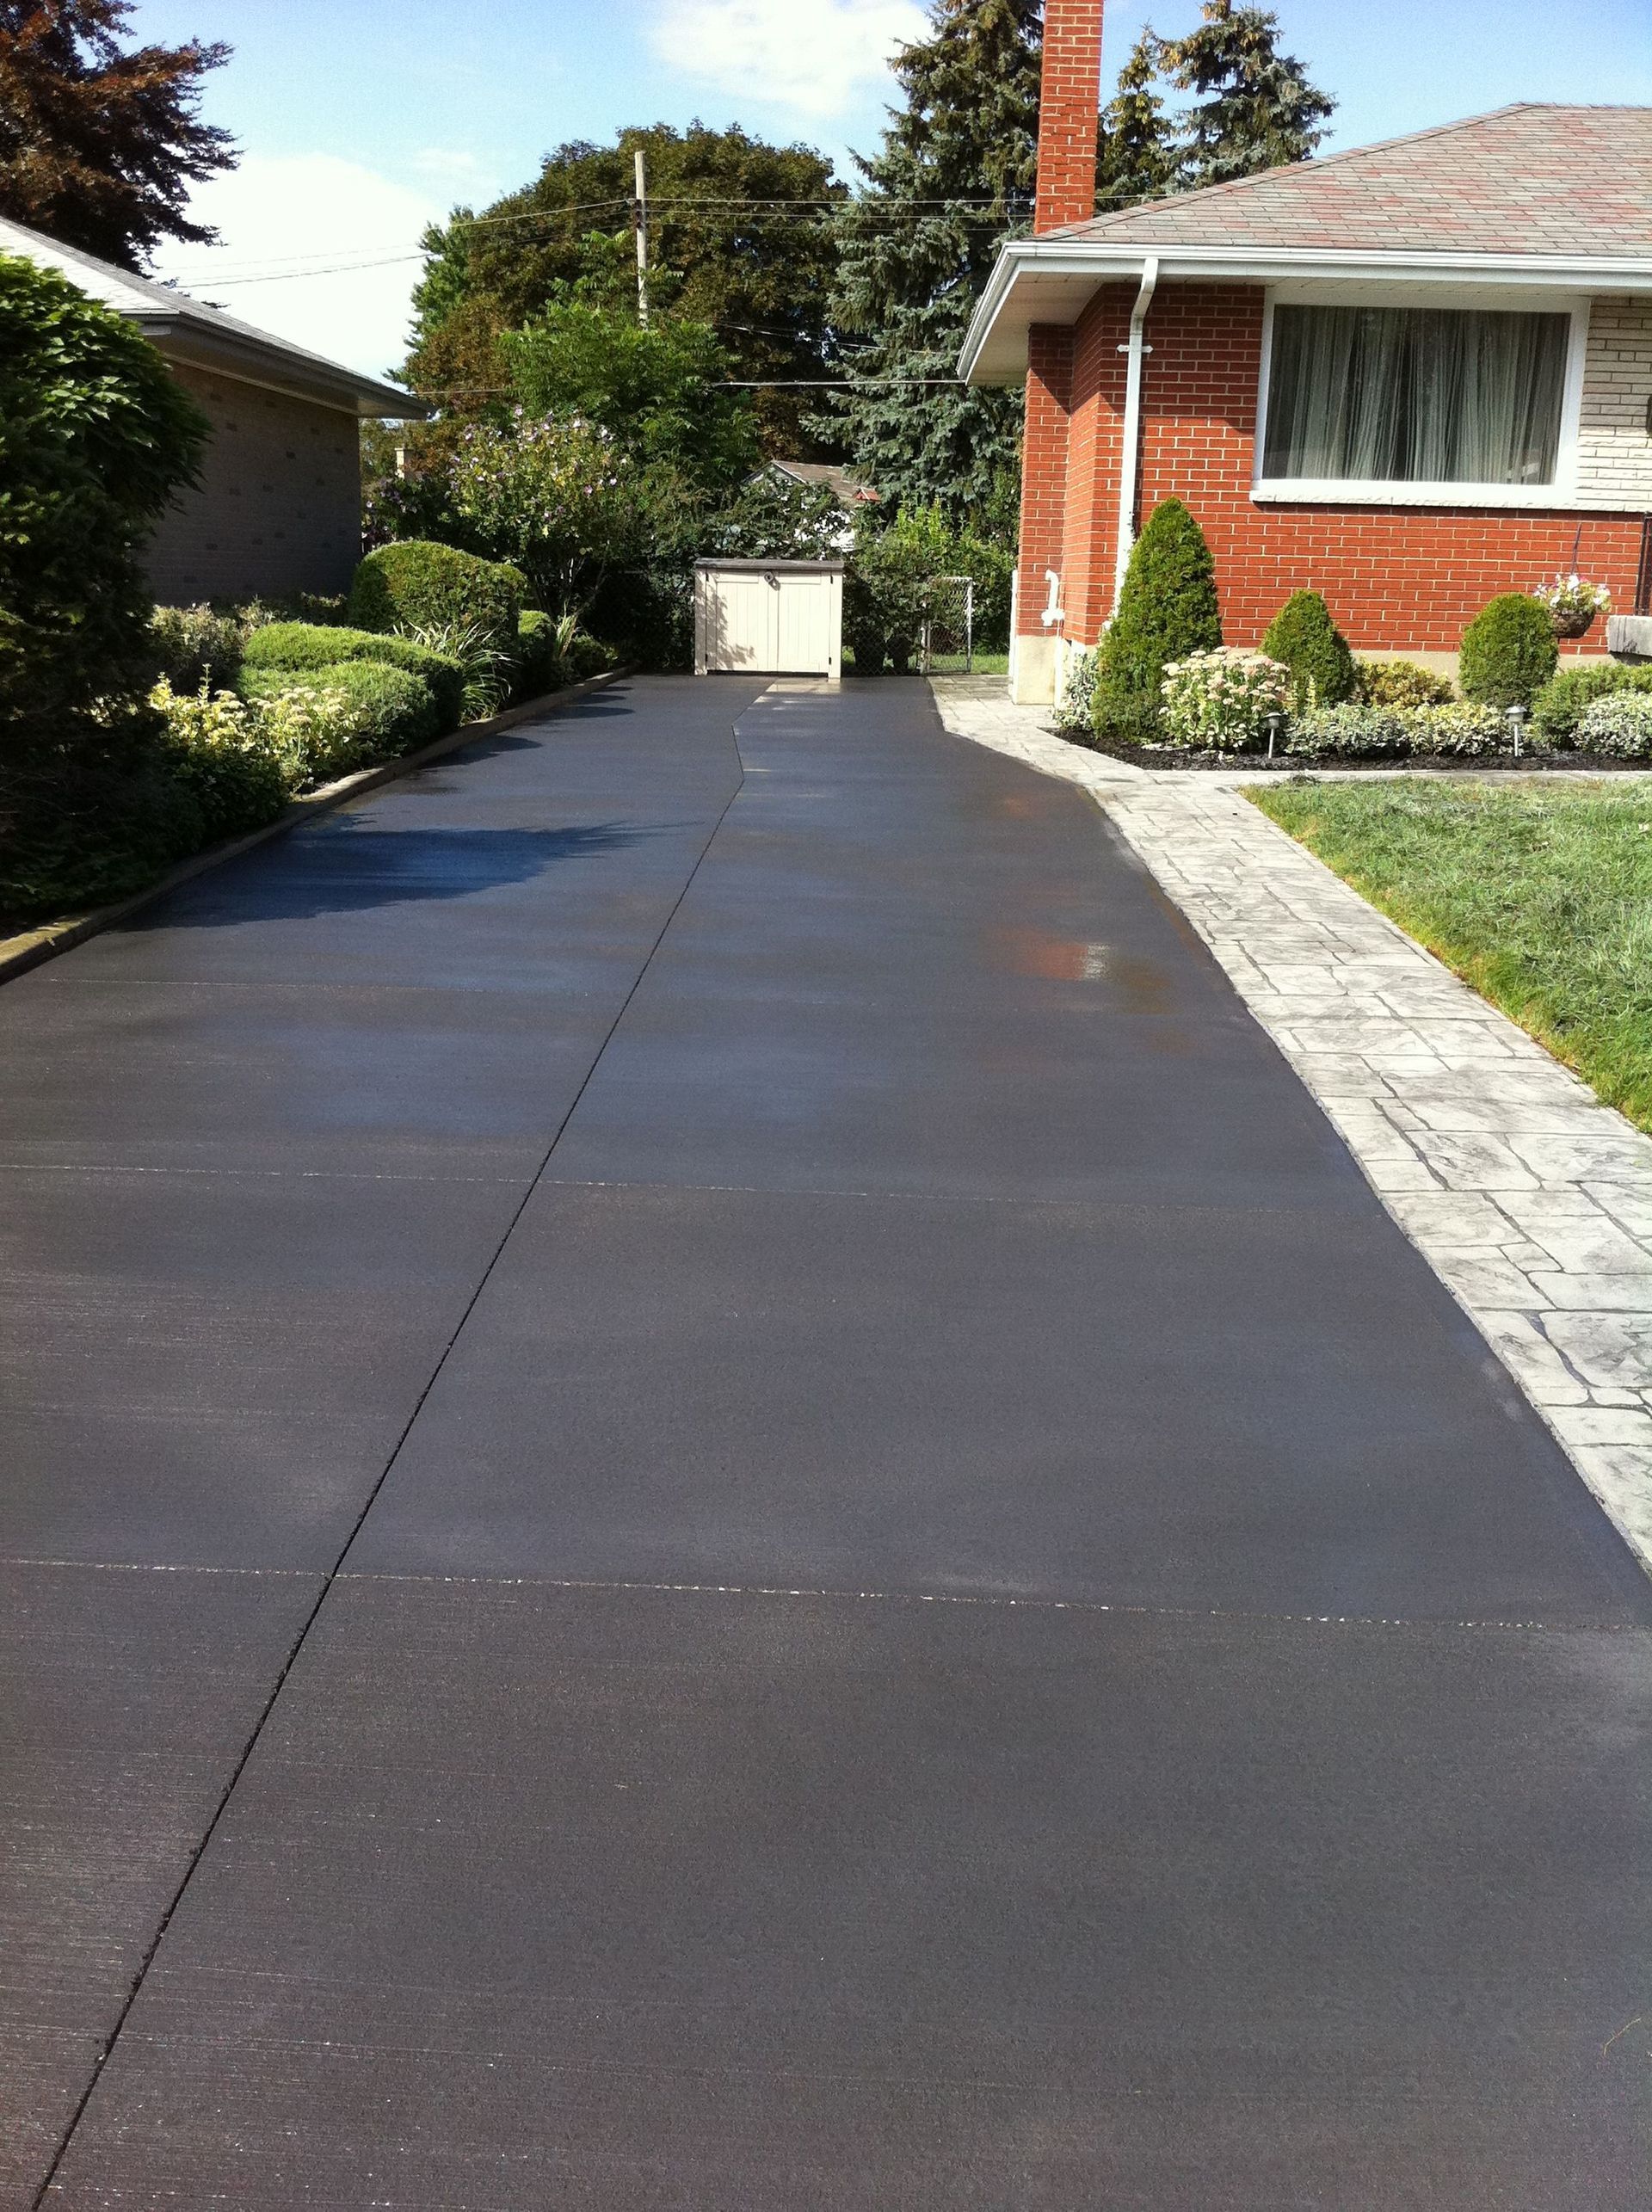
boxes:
[1247,778,1652,1133]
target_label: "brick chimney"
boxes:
[1035,0,1106,235]
[1013,0,1104,703]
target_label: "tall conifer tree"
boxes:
[820,0,1042,536]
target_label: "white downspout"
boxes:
[1112,256,1160,612]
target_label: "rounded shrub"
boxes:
[348,539,526,647]
[1261,589,1355,710]
[241,622,465,732]
[1531,662,1652,748]
[1458,593,1558,708]
[1355,657,1455,707]
[1578,693,1652,758]
[1092,498,1221,737]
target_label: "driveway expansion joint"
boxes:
[932,676,1652,1582]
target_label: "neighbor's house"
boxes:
[0,214,424,605]
[966,0,1652,703]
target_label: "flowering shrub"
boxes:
[1159,647,1290,750]
[1579,693,1652,757]
[447,410,641,613]
[1532,574,1612,637]
[1053,644,1100,734]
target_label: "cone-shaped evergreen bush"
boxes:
[1262,588,1355,710]
[1458,593,1558,708]
[1092,499,1222,736]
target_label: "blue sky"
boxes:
[129,0,1652,378]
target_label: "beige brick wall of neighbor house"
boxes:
[144,363,362,605]
[1575,297,1652,510]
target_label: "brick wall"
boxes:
[1061,280,1649,654]
[1016,328,1075,638]
[1577,296,1652,510]
[144,363,363,605]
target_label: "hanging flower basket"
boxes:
[1532,574,1612,639]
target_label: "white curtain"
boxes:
[1264,305,1569,484]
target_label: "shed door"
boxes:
[701,570,837,675]
[706,570,780,670]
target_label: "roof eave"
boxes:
[138,312,428,419]
[959,238,1652,385]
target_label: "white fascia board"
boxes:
[959,237,1652,385]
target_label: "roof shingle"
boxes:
[1051,105,1652,259]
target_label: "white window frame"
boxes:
[1251,284,1589,508]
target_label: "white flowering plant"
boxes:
[1532,574,1612,638]
[447,410,642,614]
[1159,647,1291,750]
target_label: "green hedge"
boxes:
[242,621,464,732]
[348,539,526,645]
[237,659,441,761]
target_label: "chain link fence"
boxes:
[918,576,976,675]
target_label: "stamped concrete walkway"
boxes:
[3,676,1649,2209]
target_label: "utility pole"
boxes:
[633,149,650,328]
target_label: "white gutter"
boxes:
[958,238,1652,383]
[1113,256,1159,610]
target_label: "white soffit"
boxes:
[960,242,1652,385]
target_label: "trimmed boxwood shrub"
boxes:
[237,661,441,759]
[1459,593,1558,707]
[348,540,526,646]
[1092,499,1221,735]
[515,607,559,697]
[1531,661,1652,747]
[242,621,464,732]
[1262,589,1355,710]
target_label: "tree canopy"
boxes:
[407,121,845,456]
[1100,3,1335,204]
[0,0,235,268]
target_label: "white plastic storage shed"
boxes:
[693,558,843,679]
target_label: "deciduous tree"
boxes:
[0,0,235,268]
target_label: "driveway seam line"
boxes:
[27,712,751,2210]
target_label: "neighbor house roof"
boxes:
[963,104,1652,384]
[766,459,879,508]
[0,214,424,419]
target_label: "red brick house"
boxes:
[965,0,1652,703]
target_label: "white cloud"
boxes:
[151,153,445,384]
[651,0,926,117]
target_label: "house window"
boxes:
[1261,304,1571,489]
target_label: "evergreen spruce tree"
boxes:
[1092,498,1222,736]
[819,0,1042,535]
[1095,36,1177,213]
[1156,2,1334,188]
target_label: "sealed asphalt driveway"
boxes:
[3,675,1649,2208]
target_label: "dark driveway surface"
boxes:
[3,676,1648,2209]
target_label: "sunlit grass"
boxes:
[1247,777,1652,1133]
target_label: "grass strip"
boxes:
[1247,776,1652,1134]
